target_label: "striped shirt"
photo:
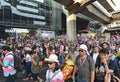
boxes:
[2,52,16,77]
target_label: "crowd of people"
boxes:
[0,35,120,82]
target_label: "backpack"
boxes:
[13,54,21,70]
[7,53,21,72]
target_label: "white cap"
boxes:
[79,44,89,55]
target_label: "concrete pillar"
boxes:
[67,13,76,41]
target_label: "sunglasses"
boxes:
[103,45,107,46]
[48,62,54,65]
[79,49,84,52]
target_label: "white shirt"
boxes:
[46,69,64,82]
[25,54,32,62]
[93,52,99,64]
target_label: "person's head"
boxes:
[45,54,59,71]
[110,46,116,54]
[79,44,89,56]
[99,48,109,60]
[93,46,100,53]
[48,46,54,54]
[102,42,109,48]
[2,46,11,55]
[29,50,36,56]
[35,45,41,52]
[69,47,75,53]
[24,47,31,54]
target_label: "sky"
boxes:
[114,0,120,10]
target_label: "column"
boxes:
[67,13,76,41]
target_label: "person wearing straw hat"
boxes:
[45,54,64,82]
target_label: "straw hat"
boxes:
[45,54,59,62]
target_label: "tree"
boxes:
[28,29,36,36]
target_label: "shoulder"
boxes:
[87,55,93,61]
[6,54,13,57]
[4,53,14,59]
[90,51,93,57]
[56,69,64,78]
[87,55,95,65]
[75,55,80,62]
[76,55,80,60]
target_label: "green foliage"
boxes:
[28,29,36,36]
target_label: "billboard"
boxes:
[41,30,55,38]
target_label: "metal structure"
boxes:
[53,0,118,24]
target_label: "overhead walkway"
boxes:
[112,11,120,21]
[54,0,116,24]
[54,0,118,40]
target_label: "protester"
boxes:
[95,48,115,82]
[90,46,100,64]
[59,41,65,67]
[31,51,42,82]
[0,46,16,82]
[72,44,95,82]
[0,32,120,82]
[22,47,32,81]
[45,54,64,82]
[65,47,76,62]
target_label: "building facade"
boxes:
[0,0,52,29]
[0,0,94,37]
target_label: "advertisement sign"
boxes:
[41,30,55,38]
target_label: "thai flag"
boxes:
[111,35,119,41]
[64,34,69,39]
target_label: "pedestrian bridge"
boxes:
[54,0,120,24]
[53,0,120,40]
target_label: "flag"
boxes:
[111,35,119,41]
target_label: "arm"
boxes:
[91,70,95,82]
[72,65,77,80]
[0,61,4,67]
[104,73,111,82]
[0,55,12,68]
[113,76,120,82]
[104,69,113,82]
[89,56,95,82]
[0,60,9,68]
